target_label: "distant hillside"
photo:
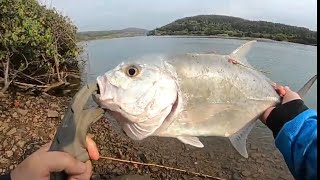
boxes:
[148,15,317,45]
[77,27,148,41]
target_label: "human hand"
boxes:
[10,135,99,180]
[260,85,301,124]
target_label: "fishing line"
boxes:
[99,155,226,180]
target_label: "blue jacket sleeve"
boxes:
[275,109,317,180]
[266,99,317,180]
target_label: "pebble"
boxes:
[6,128,17,135]
[251,152,261,159]
[218,172,224,177]
[25,100,31,107]
[107,164,115,170]
[5,151,13,158]
[139,153,148,163]
[38,98,45,104]
[250,144,258,150]
[49,133,55,140]
[253,174,260,178]
[12,112,18,118]
[17,140,26,148]
[232,173,242,180]
[242,170,251,177]
[149,166,159,172]
[47,110,59,118]
[16,108,28,116]
[0,158,9,164]
[0,122,9,130]
[3,139,8,147]
[50,103,59,110]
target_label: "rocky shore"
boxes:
[0,92,294,180]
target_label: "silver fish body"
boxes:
[94,40,316,158]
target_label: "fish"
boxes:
[93,40,317,158]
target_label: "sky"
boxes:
[39,0,317,32]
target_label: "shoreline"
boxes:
[148,35,317,46]
[77,34,317,47]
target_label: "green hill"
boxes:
[148,15,317,45]
[77,28,148,41]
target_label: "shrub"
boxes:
[0,0,82,94]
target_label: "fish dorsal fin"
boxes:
[229,40,257,66]
[298,74,317,98]
[177,136,204,148]
[229,121,255,158]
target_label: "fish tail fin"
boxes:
[297,74,317,98]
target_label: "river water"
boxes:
[81,36,317,179]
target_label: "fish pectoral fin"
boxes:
[228,121,256,158]
[177,136,204,148]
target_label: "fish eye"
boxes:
[125,65,140,77]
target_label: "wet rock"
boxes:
[6,128,17,135]
[47,110,59,118]
[17,108,28,116]
[241,170,251,177]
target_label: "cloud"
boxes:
[45,0,317,31]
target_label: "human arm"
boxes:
[261,86,317,180]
